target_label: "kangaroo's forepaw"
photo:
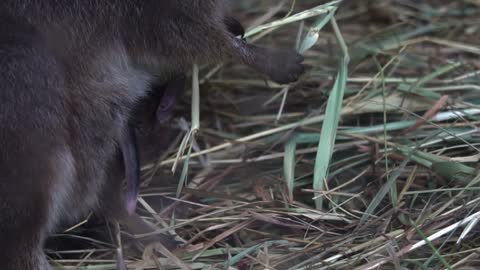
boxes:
[266,49,305,84]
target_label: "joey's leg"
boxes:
[101,157,179,250]
[104,194,180,250]
[119,124,140,215]
[103,204,181,251]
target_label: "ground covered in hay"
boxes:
[48,1,480,269]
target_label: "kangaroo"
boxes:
[0,1,305,269]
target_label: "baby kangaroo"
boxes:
[103,77,188,251]
[119,15,248,213]
[113,17,245,248]
[0,1,304,269]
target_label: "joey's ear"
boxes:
[224,16,245,39]
[156,74,186,124]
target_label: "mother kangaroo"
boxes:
[0,1,304,269]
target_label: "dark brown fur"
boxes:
[0,1,304,269]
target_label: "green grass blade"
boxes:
[359,159,408,225]
[313,58,348,209]
[312,16,349,209]
[298,9,335,54]
[283,139,297,201]
[245,1,341,37]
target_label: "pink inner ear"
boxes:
[156,95,176,123]
[160,95,175,111]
